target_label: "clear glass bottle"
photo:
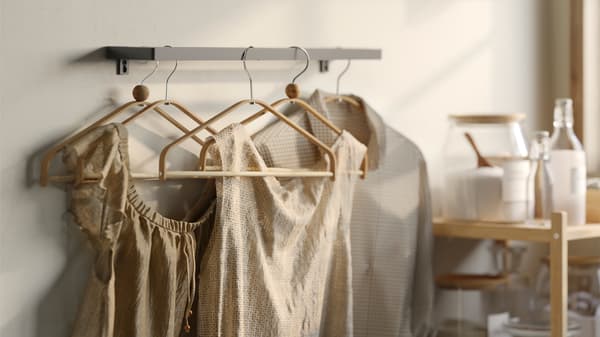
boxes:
[549,98,586,226]
[490,243,537,319]
[527,131,553,224]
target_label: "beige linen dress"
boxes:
[196,123,366,337]
[64,124,213,337]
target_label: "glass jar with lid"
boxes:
[535,256,600,316]
[435,273,509,337]
[442,114,529,222]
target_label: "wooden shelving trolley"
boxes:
[434,212,600,337]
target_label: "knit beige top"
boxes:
[196,123,366,337]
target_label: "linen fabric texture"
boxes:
[64,124,213,337]
[196,123,366,337]
[252,90,435,337]
[62,88,433,337]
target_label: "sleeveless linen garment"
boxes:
[64,124,213,337]
[253,90,435,337]
[197,124,366,337]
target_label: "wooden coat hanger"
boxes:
[197,48,368,178]
[39,61,216,186]
[244,46,345,135]
[323,59,362,107]
[158,46,341,181]
[250,48,366,179]
[121,59,217,138]
[196,85,368,179]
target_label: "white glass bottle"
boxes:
[549,98,586,226]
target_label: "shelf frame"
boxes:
[433,212,600,337]
[105,46,382,75]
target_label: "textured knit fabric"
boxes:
[252,90,435,337]
[196,123,366,337]
[63,123,214,337]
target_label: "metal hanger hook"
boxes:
[164,59,178,101]
[241,46,255,104]
[140,60,159,85]
[336,59,351,97]
[289,46,310,84]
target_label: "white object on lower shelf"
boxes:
[502,317,582,337]
[573,309,600,337]
[487,312,511,337]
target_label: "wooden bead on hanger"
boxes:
[132,84,150,102]
[285,83,300,99]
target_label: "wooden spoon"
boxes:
[464,132,494,168]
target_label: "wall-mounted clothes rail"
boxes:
[105,46,382,75]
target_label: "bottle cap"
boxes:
[553,98,574,126]
[555,97,573,107]
[530,130,550,160]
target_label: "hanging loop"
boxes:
[165,59,178,101]
[241,46,255,104]
[289,46,310,83]
[162,45,178,102]
[140,60,159,85]
[336,59,351,97]
[132,60,160,102]
[284,46,310,99]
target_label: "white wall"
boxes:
[583,0,600,174]
[0,1,563,336]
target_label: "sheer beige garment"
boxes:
[63,124,214,337]
[196,123,366,337]
[253,90,435,337]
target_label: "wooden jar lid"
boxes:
[436,273,509,290]
[449,114,526,124]
[541,255,600,266]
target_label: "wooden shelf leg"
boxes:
[550,211,568,337]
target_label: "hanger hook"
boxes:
[289,46,310,83]
[140,60,159,85]
[164,59,178,101]
[336,59,351,97]
[162,45,179,101]
[241,46,255,104]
